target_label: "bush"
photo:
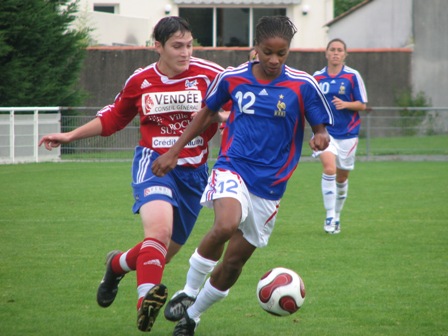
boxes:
[395,90,431,136]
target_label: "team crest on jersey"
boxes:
[185,79,198,90]
[274,94,287,117]
[339,82,346,95]
[142,94,155,114]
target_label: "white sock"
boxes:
[183,249,218,298]
[187,278,229,321]
[322,173,336,219]
[137,283,154,299]
[119,250,132,272]
[335,180,348,222]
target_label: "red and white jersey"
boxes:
[97,57,226,167]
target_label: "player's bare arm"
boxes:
[309,124,330,152]
[217,110,230,123]
[152,106,217,176]
[191,110,229,123]
[332,96,366,111]
[39,117,103,151]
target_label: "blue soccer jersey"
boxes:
[313,65,368,139]
[205,62,333,200]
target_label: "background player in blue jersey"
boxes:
[313,38,368,234]
[151,16,333,335]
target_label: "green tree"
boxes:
[334,0,365,17]
[0,0,90,107]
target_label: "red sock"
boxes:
[125,242,142,270]
[137,297,144,310]
[136,238,167,288]
[111,242,143,274]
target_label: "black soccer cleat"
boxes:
[137,284,168,332]
[96,250,125,308]
[164,291,196,322]
[173,311,198,336]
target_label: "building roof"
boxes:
[325,0,373,27]
[174,0,301,4]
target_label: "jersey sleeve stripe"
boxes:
[206,64,248,98]
[190,57,225,73]
[344,66,368,103]
[285,67,334,125]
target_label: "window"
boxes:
[217,8,249,47]
[181,8,214,46]
[180,7,286,47]
[93,5,116,14]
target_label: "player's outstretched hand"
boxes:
[152,151,178,177]
[39,133,71,151]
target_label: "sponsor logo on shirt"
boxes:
[152,136,204,148]
[142,91,202,115]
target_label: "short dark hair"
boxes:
[254,16,297,46]
[326,38,347,51]
[152,16,192,46]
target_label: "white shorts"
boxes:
[313,135,358,170]
[200,169,280,248]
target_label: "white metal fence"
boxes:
[1,107,447,164]
[0,107,61,164]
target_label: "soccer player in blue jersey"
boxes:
[313,38,368,234]
[151,16,333,335]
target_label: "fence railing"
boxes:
[359,107,448,160]
[1,107,447,164]
[0,107,61,164]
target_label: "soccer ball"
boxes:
[256,267,306,316]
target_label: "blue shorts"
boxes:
[131,146,208,245]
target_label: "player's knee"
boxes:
[209,222,238,243]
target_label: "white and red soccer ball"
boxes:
[256,267,306,316]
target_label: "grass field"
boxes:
[1,161,447,335]
[59,134,448,161]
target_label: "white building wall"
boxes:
[76,0,333,48]
[86,12,152,46]
[326,0,448,107]
[412,0,448,107]
[328,0,413,48]
[290,0,333,49]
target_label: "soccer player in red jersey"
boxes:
[39,16,228,332]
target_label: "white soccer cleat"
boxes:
[324,217,336,233]
[332,221,341,234]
